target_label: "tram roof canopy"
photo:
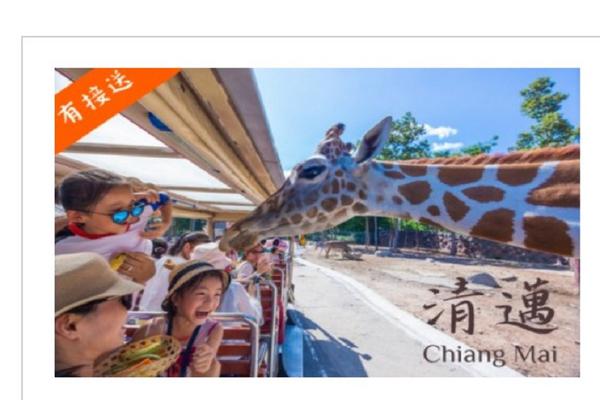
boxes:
[55,69,284,221]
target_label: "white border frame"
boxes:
[22,36,600,400]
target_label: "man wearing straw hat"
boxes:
[55,252,143,377]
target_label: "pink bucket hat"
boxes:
[192,242,235,273]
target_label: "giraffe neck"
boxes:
[358,158,579,257]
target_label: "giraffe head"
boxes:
[219,117,393,251]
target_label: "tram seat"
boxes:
[215,313,266,377]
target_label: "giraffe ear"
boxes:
[353,116,392,164]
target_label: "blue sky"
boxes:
[253,69,580,172]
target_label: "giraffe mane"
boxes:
[397,145,579,166]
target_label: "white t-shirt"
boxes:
[217,281,263,325]
[138,255,186,311]
[235,261,255,280]
[55,206,154,260]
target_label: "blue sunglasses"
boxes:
[79,201,146,225]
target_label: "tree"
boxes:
[378,112,432,160]
[514,77,579,150]
[375,112,435,242]
[432,135,499,158]
[459,135,499,156]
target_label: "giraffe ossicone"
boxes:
[220,117,579,258]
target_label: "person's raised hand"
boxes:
[118,252,156,284]
[190,344,215,375]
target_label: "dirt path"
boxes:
[299,246,580,377]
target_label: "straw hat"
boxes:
[164,259,230,298]
[55,252,144,316]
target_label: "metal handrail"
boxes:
[257,277,279,377]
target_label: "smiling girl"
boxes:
[159,260,229,377]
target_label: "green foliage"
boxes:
[168,218,206,237]
[378,112,432,161]
[432,150,452,158]
[520,77,567,121]
[459,135,499,156]
[514,77,579,150]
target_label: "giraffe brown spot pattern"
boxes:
[291,213,303,225]
[398,181,432,205]
[399,164,427,177]
[497,164,539,186]
[392,195,403,205]
[438,166,484,186]
[332,179,340,194]
[321,198,338,212]
[352,202,368,214]
[304,190,320,206]
[526,161,579,208]
[306,207,318,219]
[322,182,330,194]
[346,182,356,192]
[335,170,343,177]
[470,208,515,243]
[462,186,505,203]
[443,192,470,222]
[341,195,353,206]
[359,190,368,200]
[376,195,384,204]
[523,215,574,256]
[279,217,290,227]
[384,170,406,179]
[427,205,441,216]
[334,208,348,219]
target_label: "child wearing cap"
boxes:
[158,260,228,377]
[55,169,173,283]
[55,252,144,377]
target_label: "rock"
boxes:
[500,275,518,282]
[468,272,501,288]
[375,250,393,257]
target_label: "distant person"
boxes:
[234,243,273,282]
[138,231,210,311]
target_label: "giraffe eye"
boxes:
[299,165,326,180]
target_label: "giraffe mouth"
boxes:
[219,224,260,252]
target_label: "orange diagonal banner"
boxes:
[55,68,180,154]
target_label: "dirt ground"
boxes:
[299,246,580,377]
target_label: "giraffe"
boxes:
[219,117,580,258]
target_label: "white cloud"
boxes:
[431,142,464,152]
[284,170,292,178]
[423,123,458,139]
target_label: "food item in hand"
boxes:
[109,253,128,271]
[94,335,181,377]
